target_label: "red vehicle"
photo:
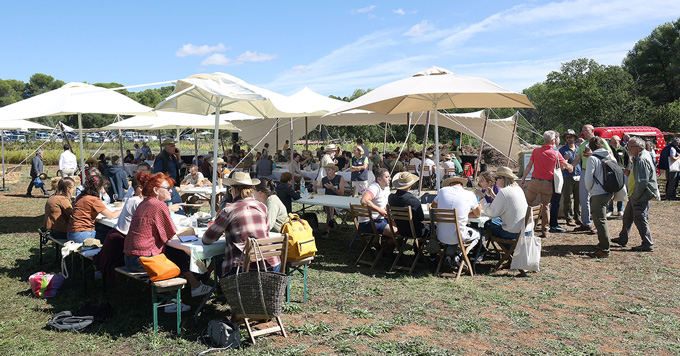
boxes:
[581,126,665,155]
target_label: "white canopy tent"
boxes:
[102,111,240,132]
[0,82,155,181]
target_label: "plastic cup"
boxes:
[318,188,326,195]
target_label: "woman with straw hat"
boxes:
[474,166,527,241]
[202,172,281,275]
[388,172,429,239]
[318,164,345,236]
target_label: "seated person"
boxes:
[44,177,76,240]
[200,155,213,179]
[359,168,395,241]
[67,174,121,243]
[442,154,463,176]
[123,172,211,309]
[124,150,135,164]
[254,178,287,233]
[475,166,527,241]
[388,172,429,238]
[275,172,301,214]
[94,174,144,285]
[202,172,281,276]
[256,154,275,179]
[123,162,151,199]
[318,164,345,236]
[289,153,308,186]
[431,176,481,265]
[106,155,129,201]
[181,164,204,186]
[477,171,500,204]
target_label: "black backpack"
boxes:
[593,153,625,193]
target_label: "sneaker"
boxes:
[549,226,567,233]
[606,212,612,218]
[591,250,610,258]
[610,238,627,247]
[573,225,593,232]
[631,245,654,252]
[614,211,623,217]
[164,303,191,313]
[191,282,212,297]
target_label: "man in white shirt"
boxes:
[359,168,394,238]
[409,152,422,174]
[431,176,482,262]
[181,164,204,185]
[421,153,436,187]
[58,144,78,178]
[316,144,337,187]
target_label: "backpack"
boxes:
[281,214,317,260]
[658,145,672,171]
[46,311,93,332]
[593,153,625,193]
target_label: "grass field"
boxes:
[1,170,679,355]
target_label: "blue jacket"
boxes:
[106,165,129,201]
[558,144,581,178]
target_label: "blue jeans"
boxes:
[68,230,96,243]
[359,218,388,234]
[124,254,150,273]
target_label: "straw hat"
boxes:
[323,164,339,172]
[426,153,434,158]
[224,171,260,186]
[85,157,97,165]
[38,172,48,180]
[495,166,517,180]
[326,144,337,151]
[392,172,419,190]
[444,154,452,160]
[215,157,225,165]
[161,138,176,146]
[442,176,467,186]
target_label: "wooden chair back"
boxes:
[430,208,475,280]
[386,206,427,274]
[242,234,289,272]
[406,164,417,174]
[444,168,457,177]
[350,204,382,268]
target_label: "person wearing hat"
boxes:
[475,167,528,243]
[350,146,370,195]
[316,144,337,186]
[216,157,231,179]
[26,149,48,196]
[318,164,345,235]
[559,129,582,226]
[202,172,282,275]
[388,172,429,239]
[431,175,482,266]
[153,138,181,184]
[607,135,629,216]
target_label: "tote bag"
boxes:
[553,151,563,192]
[510,211,541,272]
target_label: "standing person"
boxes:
[611,136,660,252]
[134,143,143,161]
[608,135,629,216]
[282,140,289,153]
[559,129,581,226]
[585,137,616,258]
[356,138,370,160]
[319,164,345,235]
[571,124,611,234]
[44,177,76,240]
[26,149,48,197]
[140,142,152,160]
[153,139,181,184]
[350,146,370,195]
[431,176,482,266]
[520,131,573,238]
[262,143,270,157]
[58,144,78,178]
[664,137,680,200]
[548,133,567,233]
[202,172,282,275]
[370,147,382,170]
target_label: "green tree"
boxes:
[0,79,25,107]
[25,73,65,98]
[623,19,680,106]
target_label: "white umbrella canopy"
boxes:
[0,120,52,130]
[102,111,240,132]
[0,82,155,181]
[326,66,535,190]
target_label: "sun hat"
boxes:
[85,157,97,165]
[215,157,225,165]
[564,129,577,138]
[495,166,517,180]
[442,176,468,186]
[224,171,260,186]
[38,172,48,180]
[444,154,452,160]
[392,172,419,190]
[323,164,339,172]
[326,144,337,151]
[161,138,176,146]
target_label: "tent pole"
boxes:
[158,130,162,147]
[305,117,308,152]
[117,116,125,171]
[434,106,441,191]
[78,113,85,183]
[474,109,490,180]
[507,111,519,166]
[194,128,198,168]
[417,111,431,193]
[1,132,7,191]
[289,117,293,160]
[276,118,279,152]
[210,106,221,218]
[406,113,411,152]
[383,123,388,155]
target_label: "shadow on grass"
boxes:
[541,244,595,257]
[0,215,44,234]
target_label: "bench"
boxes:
[38,228,66,265]
[114,266,187,334]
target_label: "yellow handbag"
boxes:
[139,254,181,282]
[281,214,317,260]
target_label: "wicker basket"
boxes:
[219,239,288,320]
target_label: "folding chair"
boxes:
[430,208,476,280]
[385,206,428,274]
[488,205,540,271]
[236,234,289,344]
[406,164,418,175]
[350,204,383,269]
[444,168,457,178]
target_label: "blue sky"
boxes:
[2,1,679,97]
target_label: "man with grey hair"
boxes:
[26,149,47,196]
[571,124,611,234]
[611,136,659,252]
[520,130,573,238]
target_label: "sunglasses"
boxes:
[159,186,172,191]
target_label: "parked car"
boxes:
[10,134,26,143]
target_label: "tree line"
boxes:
[1,18,678,146]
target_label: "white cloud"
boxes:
[403,20,435,37]
[393,8,405,15]
[357,5,376,13]
[201,51,278,67]
[176,43,228,57]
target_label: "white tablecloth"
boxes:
[182,186,227,195]
[272,169,317,180]
[295,195,361,210]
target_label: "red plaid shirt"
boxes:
[202,197,278,275]
[124,197,177,257]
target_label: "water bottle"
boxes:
[301,184,307,196]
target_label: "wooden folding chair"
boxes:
[350,204,382,269]
[334,186,357,231]
[488,205,540,271]
[444,168,457,178]
[430,208,475,280]
[385,206,428,274]
[406,164,418,175]
[236,234,289,344]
